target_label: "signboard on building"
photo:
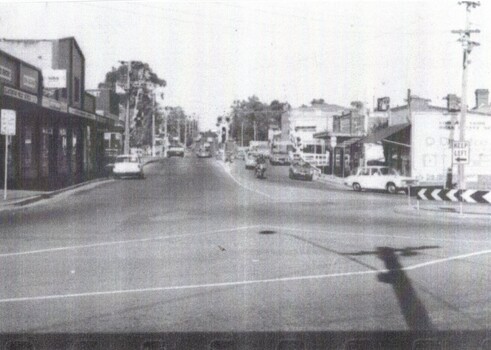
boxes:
[42,97,68,113]
[453,141,469,164]
[3,86,38,104]
[412,112,491,186]
[69,107,96,121]
[20,64,39,93]
[43,69,67,89]
[0,54,17,85]
[1,109,16,135]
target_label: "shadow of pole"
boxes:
[375,246,434,331]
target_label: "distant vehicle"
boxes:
[289,160,314,181]
[167,144,185,157]
[344,166,415,194]
[130,148,144,157]
[113,155,144,179]
[249,141,270,159]
[270,141,292,165]
[270,152,290,166]
[235,147,248,160]
[196,148,212,158]
[245,152,258,170]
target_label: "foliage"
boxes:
[227,96,289,146]
[99,61,166,146]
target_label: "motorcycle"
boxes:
[255,163,266,179]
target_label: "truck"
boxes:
[249,141,270,158]
[270,141,293,165]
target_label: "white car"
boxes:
[344,166,414,194]
[113,155,144,179]
[167,144,185,157]
[245,152,258,170]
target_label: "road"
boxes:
[1,156,490,338]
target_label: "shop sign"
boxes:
[20,65,39,93]
[0,65,12,82]
[1,109,16,136]
[42,97,68,113]
[69,107,96,121]
[43,69,67,89]
[3,86,39,104]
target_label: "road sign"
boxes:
[453,141,469,164]
[1,109,16,135]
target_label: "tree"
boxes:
[99,61,166,147]
[227,97,289,146]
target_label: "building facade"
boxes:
[0,38,113,191]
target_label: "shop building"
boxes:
[0,38,113,191]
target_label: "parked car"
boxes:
[344,166,415,194]
[113,155,144,179]
[289,160,314,181]
[245,152,258,170]
[167,144,185,157]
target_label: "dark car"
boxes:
[289,160,315,181]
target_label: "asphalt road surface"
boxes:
[1,156,490,336]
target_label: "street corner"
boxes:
[0,178,115,213]
[393,201,491,222]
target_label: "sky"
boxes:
[0,0,490,130]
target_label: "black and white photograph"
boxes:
[0,0,490,348]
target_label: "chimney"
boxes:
[475,89,489,109]
[446,94,461,112]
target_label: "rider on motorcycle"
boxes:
[255,154,267,178]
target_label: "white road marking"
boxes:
[217,162,273,199]
[0,225,261,258]
[273,226,491,245]
[1,248,490,304]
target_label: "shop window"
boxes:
[21,125,36,179]
[58,128,69,175]
[72,130,78,175]
[40,127,53,177]
[74,77,80,103]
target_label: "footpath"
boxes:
[315,173,491,221]
[0,155,161,213]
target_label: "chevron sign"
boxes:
[416,188,491,204]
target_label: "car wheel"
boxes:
[386,182,397,194]
[353,183,361,192]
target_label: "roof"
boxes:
[360,123,410,144]
[338,137,362,148]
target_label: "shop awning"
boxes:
[360,123,410,144]
[337,137,362,148]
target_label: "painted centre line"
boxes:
[0,225,262,258]
[1,248,490,304]
[218,162,273,199]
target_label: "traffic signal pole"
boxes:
[123,61,131,155]
[452,1,480,191]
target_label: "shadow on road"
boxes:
[344,245,440,330]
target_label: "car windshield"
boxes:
[2,1,489,347]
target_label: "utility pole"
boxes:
[253,121,257,141]
[452,0,480,191]
[151,92,155,156]
[123,61,132,154]
[184,118,187,148]
[177,119,181,144]
[241,121,244,147]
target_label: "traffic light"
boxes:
[221,127,227,143]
